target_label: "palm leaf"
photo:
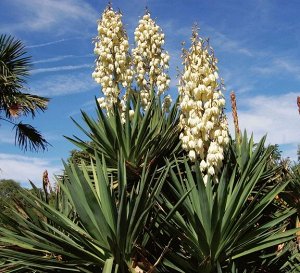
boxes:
[14,122,49,151]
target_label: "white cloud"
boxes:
[68,99,97,116]
[253,58,300,80]
[161,20,191,40]
[164,19,253,56]
[32,55,74,64]
[32,54,93,64]
[31,64,92,75]
[28,39,70,48]
[30,72,97,96]
[222,69,254,94]
[273,59,300,77]
[0,153,62,187]
[0,0,98,35]
[227,92,300,159]
[211,30,253,57]
[27,36,93,49]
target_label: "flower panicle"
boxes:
[132,12,170,109]
[178,30,229,182]
[92,6,133,114]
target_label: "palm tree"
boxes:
[0,34,49,151]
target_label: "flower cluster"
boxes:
[179,31,229,182]
[92,6,133,113]
[132,12,170,108]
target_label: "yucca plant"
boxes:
[271,164,300,272]
[0,153,170,272]
[157,135,298,273]
[2,134,296,273]
[66,94,181,181]
[65,5,181,180]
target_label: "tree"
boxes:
[0,34,49,151]
[0,179,24,214]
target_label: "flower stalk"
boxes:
[230,91,241,142]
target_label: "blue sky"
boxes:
[0,0,299,187]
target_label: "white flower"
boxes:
[205,121,214,131]
[203,174,208,186]
[188,140,195,149]
[208,166,215,176]
[129,110,135,120]
[182,135,189,144]
[196,139,203,149]
[200,160,207,171]
[189,150,197,161]
[162,95,172,113]
[208,142,218,154]
[97,97,105,104]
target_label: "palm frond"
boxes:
[0,34,30,96]
[0,34,49,118]
[0,34,50,151]
[14,122,49,152]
